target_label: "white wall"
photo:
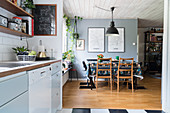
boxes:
[27,0,63,60]
[0,8,27,61]
[162,0,170,113]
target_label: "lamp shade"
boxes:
[106,21,119,36]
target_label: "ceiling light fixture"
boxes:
[106,7,119,36]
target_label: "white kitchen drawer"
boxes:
[51,89,60,113]
[0,72,28,107]
[51,62,61,74]
[0,91,28,113]
[51,71,61,113]
[51,72,60,95]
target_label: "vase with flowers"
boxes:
[97,54,104,62]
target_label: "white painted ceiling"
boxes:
[63,0,164,28]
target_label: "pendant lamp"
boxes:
[106,7,119,36]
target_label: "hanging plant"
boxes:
[63,14,83,62]
[73,16,83,39]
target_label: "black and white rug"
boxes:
[58,108,164,113]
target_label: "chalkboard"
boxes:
[33,4,57,36]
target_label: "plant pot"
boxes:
[24,8,32,14]
[73,33,79,39]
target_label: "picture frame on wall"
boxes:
[108,27,125,52]
[33,4,57,36]
[76,39,85,51]
[88,27,105,52]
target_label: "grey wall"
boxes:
[71,19,138,78]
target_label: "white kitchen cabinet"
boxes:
[0,72,28,106]
[28,66,52,113]
[51,62,61,74]
[51,62,62,113]
[0,72,28,113]
[0,92,28,113]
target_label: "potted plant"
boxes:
[22,0,35,14]
[62,50,75,63]
[97,54,104,62]
[12,46,37,61]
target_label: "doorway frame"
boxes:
[162,0,170,112]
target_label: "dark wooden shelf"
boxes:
[0,26,32,37]
[145,31,163,33]
[0,0,33,18]
[146,41,163,43]
[146,51,162,53]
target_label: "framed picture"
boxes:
[76,39,85,51]
[88,27,105,52]
[108,28,125,52]
[33,4,57,36]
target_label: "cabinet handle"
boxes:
[49,67,51,70]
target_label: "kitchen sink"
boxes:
[0,62,35,68]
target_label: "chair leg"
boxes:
[113,75,114,88]
[87,79,89,86]
[117,78,119,92]
[96,77,98,91]
[127,79,129,89]
[90,77,93,90]
[132,77,134,92]
[108,78,110,87]
[110,77,112,91]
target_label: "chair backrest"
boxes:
[96,58,112,77]
[118,57,134,76]
[88,63,92,77]
[82,61,87,71]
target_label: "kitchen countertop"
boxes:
[0,60,61,78]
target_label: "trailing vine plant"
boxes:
[63,14,83,62]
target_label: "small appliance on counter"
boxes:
[36,40,50,61]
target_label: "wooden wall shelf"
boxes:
[0,26,32,37]
[0,0,33,18]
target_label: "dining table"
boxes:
[86,59,143,89]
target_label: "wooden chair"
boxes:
[116,58,134,92]
[96,58,112,91]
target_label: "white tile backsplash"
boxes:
[0,7,27,61]
[2,53,17,61]
[0,54,2,61]
[0,37,3,44]
[0,33,27,61]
